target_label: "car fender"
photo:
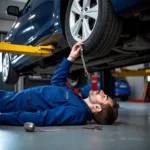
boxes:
[7,0,66,70]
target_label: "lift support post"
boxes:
[0,42,55,56]
[100,71,115,99]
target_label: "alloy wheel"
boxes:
[69,0,98,42]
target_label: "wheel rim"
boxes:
[69,0,98,42]
[2,54,10,82]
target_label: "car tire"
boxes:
[2,53,19,84]
[65,0,122,56]
[67,70,88,88]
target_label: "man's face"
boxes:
[89,90,114,107]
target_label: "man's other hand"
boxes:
[67,42,84,62]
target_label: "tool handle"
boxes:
[80,46,89,77]
[36,127,65,132]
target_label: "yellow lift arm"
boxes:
[112,69,150,77]
[1,42,150,77]
[0,42,55,56]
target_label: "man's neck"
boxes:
[83,97,92,110]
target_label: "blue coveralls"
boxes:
[0,58,92,126]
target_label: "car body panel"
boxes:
[115,79,131,96]
[115,88,131,96]
[6,0,33,64]
[29,0,60,45]
[5,0,64,69]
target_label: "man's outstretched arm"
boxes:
[51,42,83,87]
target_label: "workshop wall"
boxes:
[0,19,14,32]
[126,64,144,100]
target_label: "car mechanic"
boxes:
[0,42,119,126]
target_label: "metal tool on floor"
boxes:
[24,122,65,132]
[24,122,102,132]
[82,126,102,131]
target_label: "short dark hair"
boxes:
[92,101,119,125]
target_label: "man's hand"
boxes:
[67,42,84,62]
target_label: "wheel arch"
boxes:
[2,53,13,65]
[60,0,69,38]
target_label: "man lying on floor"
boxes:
[0,42,119,126]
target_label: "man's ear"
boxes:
[93,104,102,113]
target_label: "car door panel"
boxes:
[8,0,61,69]
[5,0,34,63]
[9,0,34,45]
[5,0,65,70]
[29,0,60,46]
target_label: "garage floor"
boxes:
[0,102,150,150]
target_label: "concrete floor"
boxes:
[0,102,150,150]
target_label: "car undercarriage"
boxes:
[30,16,150,76]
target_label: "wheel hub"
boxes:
[70,0,98,42]
[80,9,85,19]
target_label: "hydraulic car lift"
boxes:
[0,42,55,56]
[0,42,114,97]
[1,42,150,99]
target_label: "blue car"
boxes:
[115,77,131,101]
[79,77,131,101]
[2,0,150,87]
